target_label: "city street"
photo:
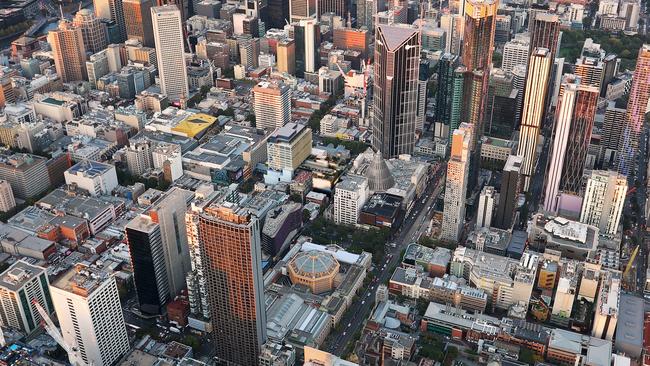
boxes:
[323,164,447,356]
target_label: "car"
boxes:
[361,301,365,305]
[348,322,352,327]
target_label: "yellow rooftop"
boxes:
[171,113,216,138]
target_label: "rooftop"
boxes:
[66,160,113,178]
[268,123,309,144]
[51,264,111,298]
[0,261,45,292]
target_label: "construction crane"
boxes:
[624,244,640,278]
[32,300,88,366]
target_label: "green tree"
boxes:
[302,209,311,223]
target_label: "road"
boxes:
[323,164,447,355]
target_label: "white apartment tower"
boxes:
[50,265,130,366]
[0,180,16,213]
[152,6,189,101]
[580,170,627,235]
[441,123,473,242]
[516,47,552,191]
[477,186,496,228]
[334,176,369,225]
[125,140,153,176]
[0,261,53,333]
[253,81,291,130]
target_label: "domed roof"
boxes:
[365,151,394,192]
[288,251,339,278]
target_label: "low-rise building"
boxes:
[528,214,599,260]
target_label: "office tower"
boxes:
[276,39,296,74]
[601,54,619,96]
[0,261,53,333]
[485,68,517,139]
[152,6,189,101]
[435,53,459,129]
[461,0,497,131]
[334,175,369,225]
[619,0,640,30]
[416,63,428,133]
[440,13,462,55]
[125,140,153,175]
[333,27,370,57]
[72,9,108,54]
[516,48,552,191]
[86,50,110,88]
[551,260,579,318]
[575,57,604,89]
[441,123,473,242]
[580,170,627,235]
[253,81,291,130]
[477,185,495,228]
[292,19,320,77]
[156,0,189,20]
[64,160,118,197]
[289,0,316,22]
[126,214,169,314]
[106,43,124,72]
[193,198,267,365]
[619,44,650,176]
[239,38,260,68]
[0,152,50,200]
[318,0,347,17]
[528,13,560,61]
[94,0,127,42]
[0,180,16,213]
[543,75,598,211]
[48,21,87,83]
[372,24,420,158]
[50,265,130,366]
[502,35,529,74]
[601,102,627,168]
[267,0,290,29]
[450,66,467,135]
[494,154,522,229]
[494,14,511,46]
[124,0,155,47]
[267,123,312,173]
[511,64,526,126]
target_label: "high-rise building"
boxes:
[441,123,473,242]
[477,185,495,228]
[318,0,347,17]
[152,5,189,101]
[435,53,459,129]
[619,44,650,176]
[494,154,522,230]
[124,0,155,47]
[601,101,627,168]
[440,13,462,55]
[267,0,290,29]
[48,21,88,83]
[253,81,291,130]
[289,0,316,22]
[580,170,627,235]
[0,180,16,213]
[50,265,130,366]
[191,196,267,365]
[516,47,552,191]
[291,19,320,77]
[461,0,497,131]
[551,260,580,319]
[484,68,517,139]
[0,152,50,200]
[72,9,108,54]
[276,39,296,75]
[575,57,605,90]
[267,123,312,173]
[333,27,370,57]
[86,50,110,88]
[450,66,467,135]
[528,13,560,61]
[0,261,53,334]
[592,270,620,340]
[511,64,526,126]
[334,175,369,225]
[543,75,598,211]
[372,24,420,158]
[94,0,127,42]
[502,35,529,74]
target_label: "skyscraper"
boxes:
[435,53,459,129]
[372,24,420,158]
[601,101,627,168]
[292,18,320,77]
[441,123,473,242]
[191,195,266,365]
[47,21,87,83]
[516,47,552,191]
[528,13,560,61]
[619,44,650,175]
[72,9,108,54]
[543,75,598,211]
[253,81,291,130]
[477,185,496,228]
[461,0,497,131]
[123,0,155,47]
[94,0,127,42]
[580,170,627,235]
[0,261,53,334]
[50,265,130,366]
[502,35,530,74]
[289,0,316,22]
[494,154,522,229]
[318,0,347,17]
[151,5,189,101]
[276,39,296,75]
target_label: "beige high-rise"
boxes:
[47,21,87,83]
[72,9,108,54]
[123,0,155,47]
[253,81,291,130]
[0,180,16,213]
[276,39,295,75]
[151,5,188,101]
